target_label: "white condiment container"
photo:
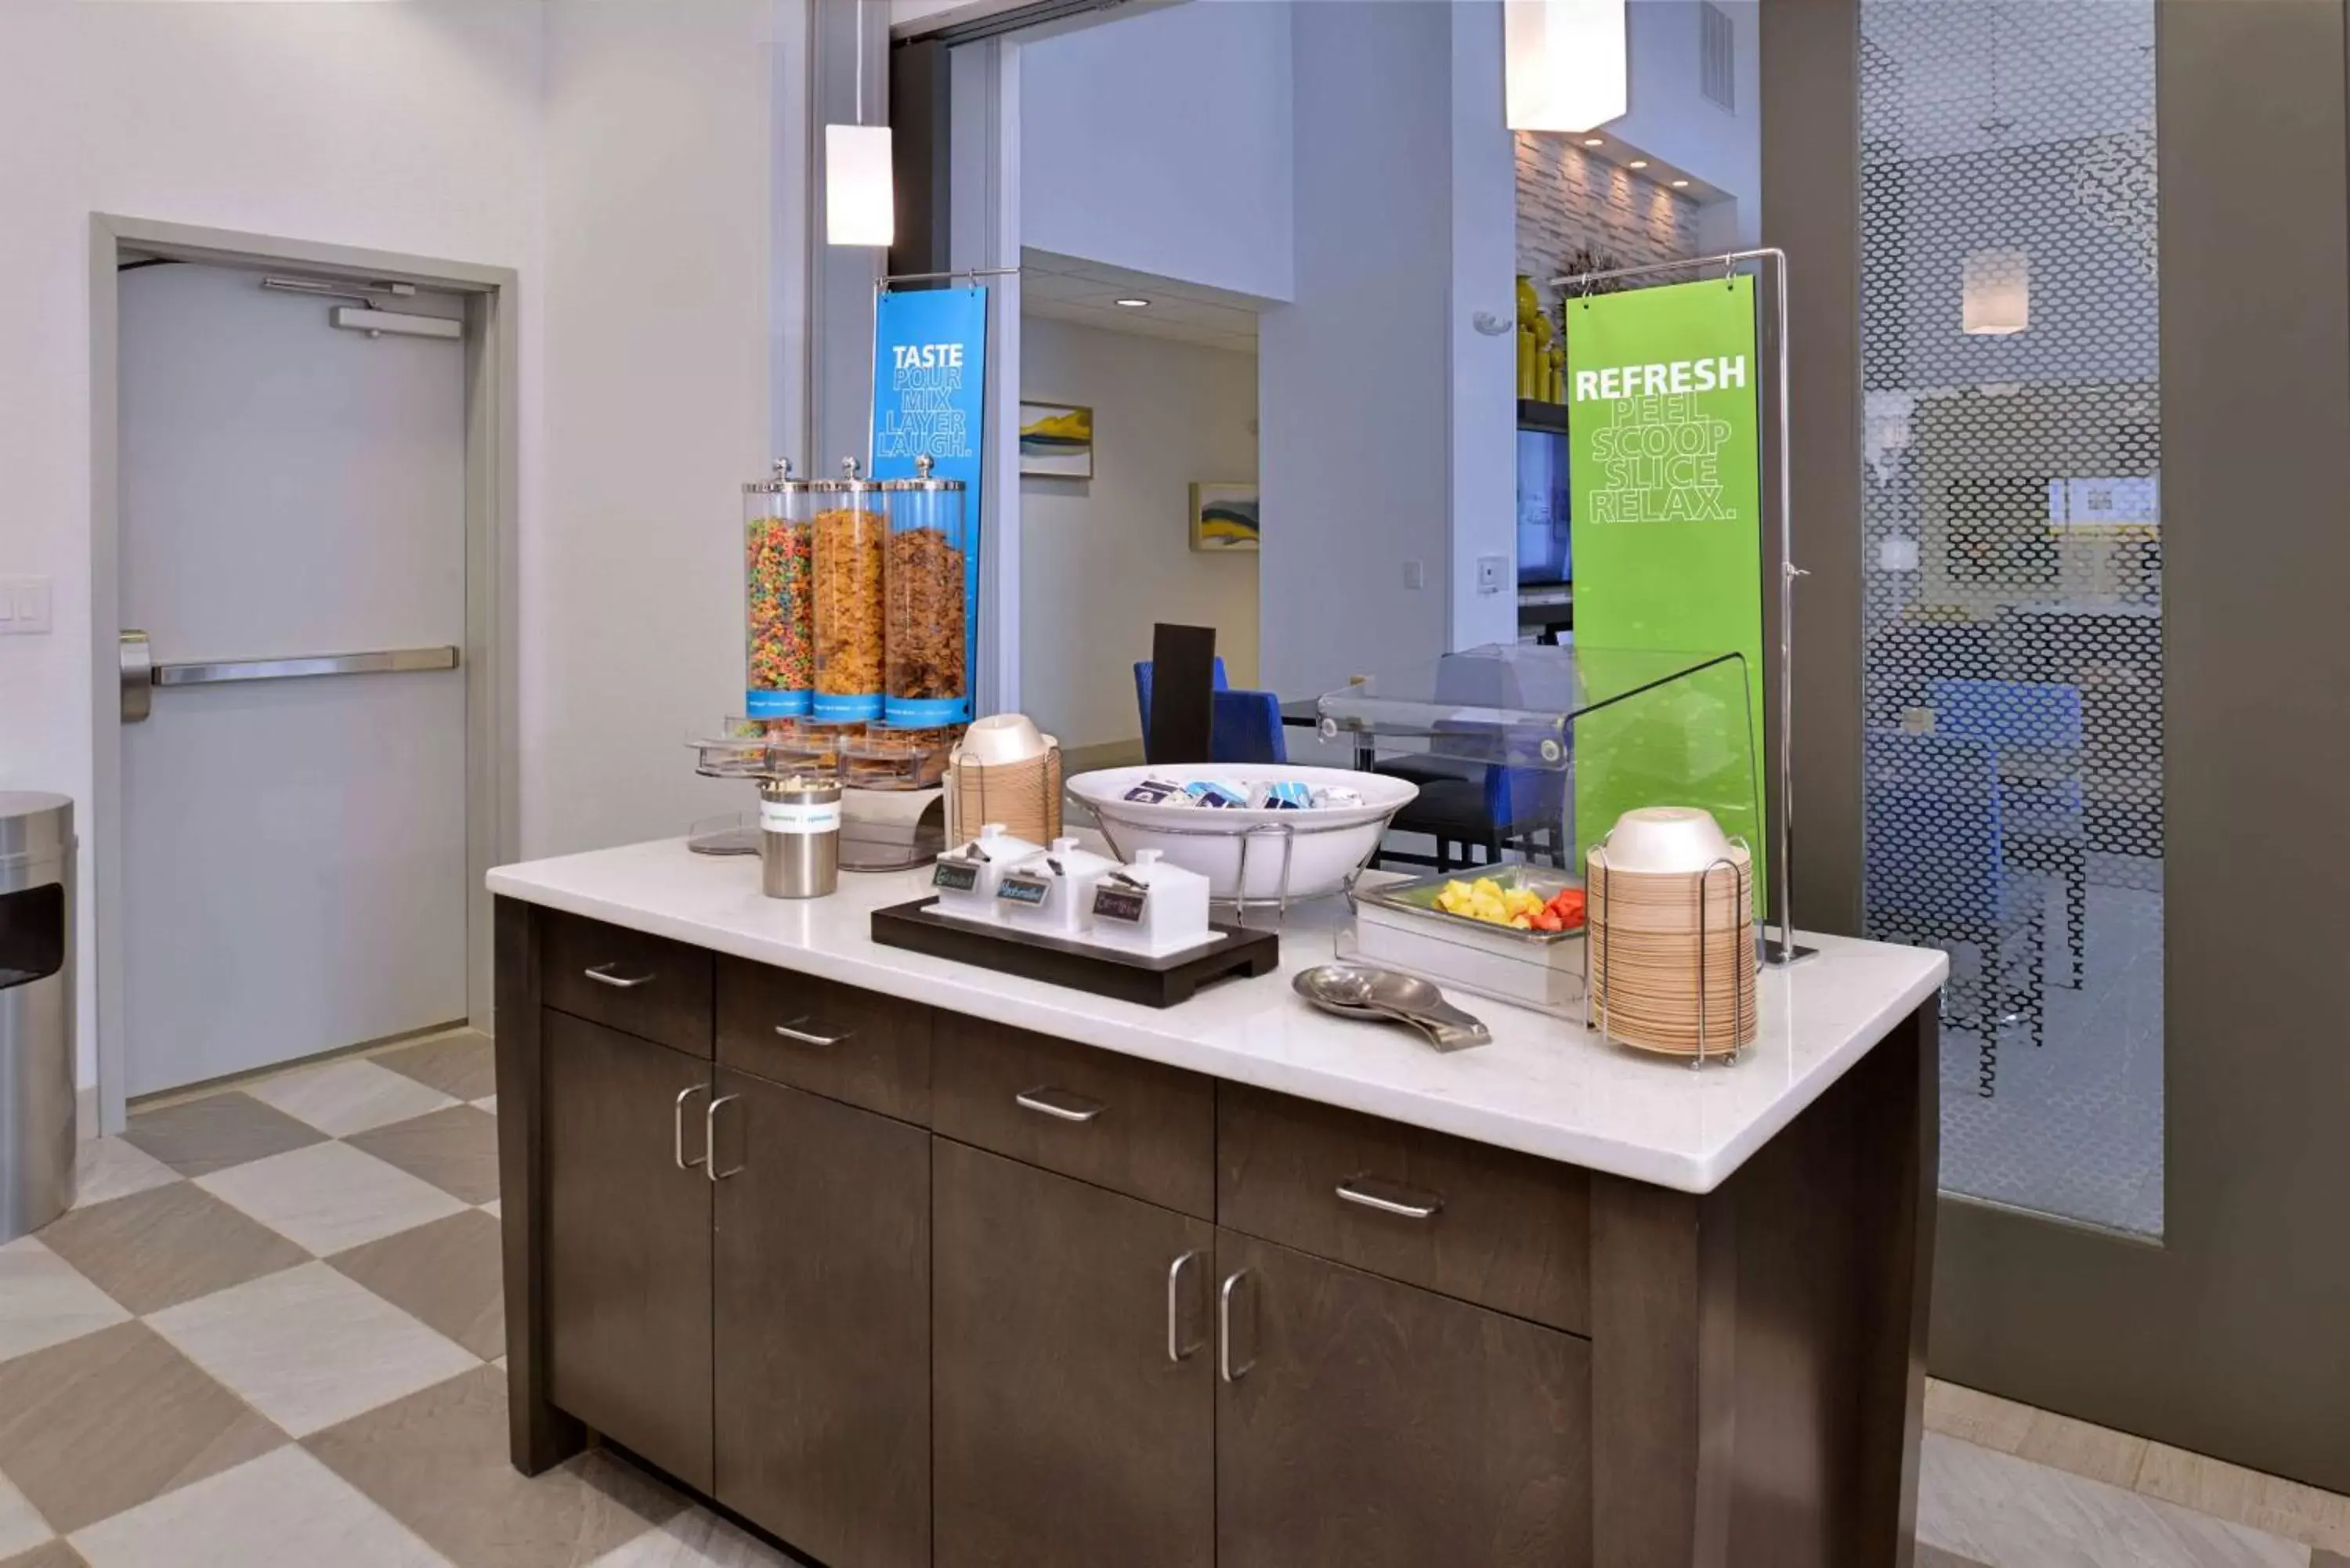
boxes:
[995,836,1119,938]
[927,822,1045,923]
[1085,849,1217,958]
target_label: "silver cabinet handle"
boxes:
[1219,1269,1255,1383]
[1167,1250,1203,1364]
[1336,1175,1444,1220]
[705,1093,743,1182]
[673,1085,709,1171]
[584,962,656,989]
[773,1017,854,1047]
[1014,1085,1104,1123]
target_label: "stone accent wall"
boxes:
[1515,132,1701,296]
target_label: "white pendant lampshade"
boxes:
[1504,0,1629,133]
[826,123,895,248]
[1961,247,2030,336]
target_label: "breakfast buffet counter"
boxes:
[488,837,1947,1568]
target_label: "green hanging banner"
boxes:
[1567,275,1769,910]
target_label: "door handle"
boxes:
[773,1017,854,1047]
[1014,1085,1104,1123]
[151,645,459,686]
[672,1084,709,1171]
[119,630,154,723]
[1335,1174,1444,1220]
[584,962,656,989]
[1167,1250,1204,1364]
[1218,1269,1255,1383]
[705,1093,743,1182]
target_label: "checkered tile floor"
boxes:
[0,1033,796,1568]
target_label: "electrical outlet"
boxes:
[1477,555,1509,594]
[0,577,50,634]
[1402,559,1426,591]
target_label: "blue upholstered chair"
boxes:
[1132,659,1287,765]
[1864,729,2046,1094]
[1929,679,2088,988]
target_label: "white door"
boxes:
[118,261,468,1097]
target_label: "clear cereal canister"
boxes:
[810,457,888,724]
[743,458,814,719]
[881,453,971,728]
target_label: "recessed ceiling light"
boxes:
[1114,297,1150,308]
[1671,179,1690,188]
[1627,159,1648,169]
[1582,136,1605,147]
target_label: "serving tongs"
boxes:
[1292,965,1492,1053]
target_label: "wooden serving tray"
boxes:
[870,898,1280,1008]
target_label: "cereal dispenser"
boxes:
[743,458,814,719]
[810,457,888,723]
[880,453,971,728]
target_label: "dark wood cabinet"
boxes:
[540,910,713,1057]
[712,1069,931,1568]
[1213,1230,1593,1568]
[932,1138,1216,1568]
[540,1011,714,1490]
[718,956,933,1125]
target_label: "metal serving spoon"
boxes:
[1292,965,1492,1053]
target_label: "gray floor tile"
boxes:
[373,1034,497,1105]
[119,1093,327,1179]
[331,1210,505,1363]
[346,1105,501,1207]
[0,1544,92,1568]
[35,1181,308,1316]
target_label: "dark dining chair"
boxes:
[1133,660,1287,765]
[1929,678,2088,988]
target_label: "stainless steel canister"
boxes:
[759,775,842,898]
[0,793,75,1241]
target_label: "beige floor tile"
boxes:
[474,1095,497,1115]
[1923,1378,2037,1454]
[306,1364,686,1568]
[585,1508,799,1568]
[2139,1441,2350,1553]
[1913,1547,1994,1568]
[346,1105,501,1207]
[374,1034,496,1104]
[2015,1407,2150,1490]
[0,1544,90,1568]
[0,1321,284,1536]
[70,1447,451,1568]
[70,1138,179,1210]
[0,1239,130,1364]
[119,1093,327,1178]
[331,1210,505,1362]
[35,1182,308,1316]
[1918,1433,2309,1568]
[147,1263,476,1439]
[196,1141,467,1256]
[244,1059,459,1139]
[0,1470,52,1560]
[483,1198,504,1220]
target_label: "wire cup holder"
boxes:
[1582,832,1759,1070]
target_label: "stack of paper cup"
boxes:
[1585,807,1759,1057]
[945,714,1062,847]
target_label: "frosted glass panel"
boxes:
[1858,1,2163,1236]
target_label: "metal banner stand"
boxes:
[1549,247,1817,967]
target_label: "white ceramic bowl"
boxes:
[1067,764,1418,903]
[959,712,1050,766]
[1596,806,1739,873]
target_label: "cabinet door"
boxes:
[1214,1230,1593,1568]
[542,1012,714,1490]
[933,1139,1215,1568]
[713,1069,930,1568]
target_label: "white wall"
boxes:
[1019,0,1295,302]
[1018,316,1259,750]
[1448,2,1523,651]
[536,0,784,855]
[1609,0,1762,249]
[0,0,794,1089]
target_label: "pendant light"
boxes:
[1503,0,1629,134]
[826,0,894,247]
[1960,5,2026,335]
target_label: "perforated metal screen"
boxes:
[1858,1,2164,1236]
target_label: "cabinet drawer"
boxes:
[932,1018,1214,1219]
[1217,1084,1589,1334]
[540,911,713,1058]
[717,956,932,1125]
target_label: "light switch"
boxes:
[1,577,52,634]
[1477,555,1509,594]
[1403,559,1426,591]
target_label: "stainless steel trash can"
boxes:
[1,793,74,1241]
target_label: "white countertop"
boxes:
[488,840,1947,1194]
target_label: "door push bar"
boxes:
[118,630,457,722]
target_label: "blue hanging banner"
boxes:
[871,285,988,728]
